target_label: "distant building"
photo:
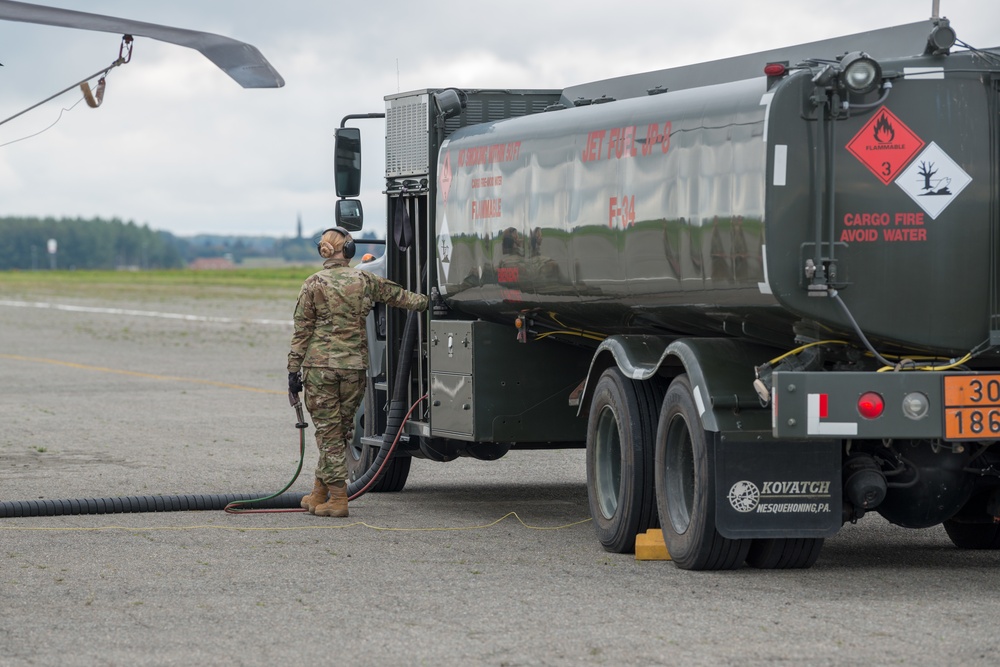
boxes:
[189,257,235,270]
[296,213,303,240]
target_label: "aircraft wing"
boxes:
[0,0,284,88]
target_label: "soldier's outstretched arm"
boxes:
[370,275,429,312]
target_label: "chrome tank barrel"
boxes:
[434,77,792,343]
[434,49,1000,357]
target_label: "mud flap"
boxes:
[713,433,842,539]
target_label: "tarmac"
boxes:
[2,287,1000,666]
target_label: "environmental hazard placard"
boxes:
[846,107,924,185]
[895,141,972,220]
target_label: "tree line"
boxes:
[0,217,387,271]
[0,217,185,270]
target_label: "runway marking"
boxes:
[0,353,283,395]
[0,299,292,326]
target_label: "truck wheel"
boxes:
[348,381,411,493]
[655,375,750,570]
[586,368,659,553]
[942,491,1000,548]
[745,538,824,568]
[943,521,1000,549]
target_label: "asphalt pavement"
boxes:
[2,286,999,666]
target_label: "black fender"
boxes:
[578,335,775,432]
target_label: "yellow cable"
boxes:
[766,342,973,374]
[764,340,850,366]
[534,330,605,342]
[877,353,973,373]
[0,512,592,533]
[546,312,605,339]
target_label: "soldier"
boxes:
[287,227,428,517]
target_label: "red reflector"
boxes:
[857,392,885,419]
[764,63,787,77]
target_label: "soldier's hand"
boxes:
[288,371,303,394]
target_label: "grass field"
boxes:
[0,267,318,301]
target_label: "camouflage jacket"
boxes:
[287,258,428,372]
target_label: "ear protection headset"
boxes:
[318,226,356,260]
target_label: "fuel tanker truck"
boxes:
[333,14,1000,569]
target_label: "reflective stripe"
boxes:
[807,393,858,436]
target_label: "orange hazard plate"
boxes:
[944,375,1000,440]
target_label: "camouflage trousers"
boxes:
[303,367,365,485]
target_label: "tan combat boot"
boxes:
[313,481,348,517]
[300,477,328,513]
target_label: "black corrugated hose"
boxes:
[346,309,419,499]
[0,493,302,518]
[0,310,421,519]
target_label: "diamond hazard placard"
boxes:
[846,107,925,185]
[439,149,453,205]
[895,142,972,220]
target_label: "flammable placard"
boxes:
[846,107,925,185]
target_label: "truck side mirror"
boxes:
[335,199,364,231]
[334,127,362,197]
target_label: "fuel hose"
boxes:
[347,308,420,498]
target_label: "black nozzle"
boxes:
[288,390,308,429]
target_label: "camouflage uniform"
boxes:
[287,258,428,485]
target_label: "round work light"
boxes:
[841,51,882,95]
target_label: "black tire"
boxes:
[746,538,824,569]
[655,375,750,570]
[585,368,660,554]
[943,519,1000,549]
[942,491,1000,549]
[347,380,411,493]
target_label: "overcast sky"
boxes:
[1,0,998,239]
